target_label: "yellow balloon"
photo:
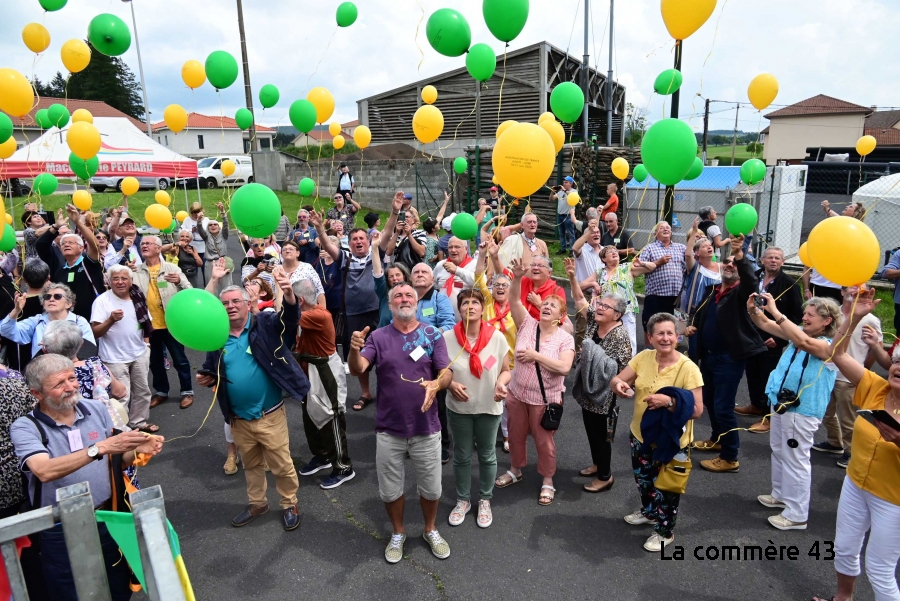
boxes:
[71,109,93,124]
[567,191,581,207]
[492,123,556,199]
[164,105,188,134]
[155,190,171,206]
[412,105,444,144]
[422,85,438,105]
[496,120,518,139]
[145,204,173,230]
[333,135,345,150]
[611,157,630,180]
[22,23,51,54]
[856,135,877,157]
[807,216,879,286]
[4,213,11,225]
[538,119,564,153]
[306,87,335,124]
[181,60,206,89]
[538,112,555,125]
[353,125,372,150]
[73,190,92,211]
[492,176,499,185]
[798,242,811,268]
[747,73,779,110]
[0,68,35,118]
[221,160,236,177]
[67,122,101,160]
[328,121,342,137]
[121,177,139,196]
[0,137,17,160]
[660,0,717,40]
[61,39,91,74]
[176,210,188,223]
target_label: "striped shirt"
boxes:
[639,240,686,297]
[508,315,574,405]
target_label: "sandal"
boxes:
[138,424,160,434]
[538,484,556,506]
[494,470,523,488]
[353,396,373,411]
[502,440,509,453]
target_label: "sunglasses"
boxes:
[722,259,734,266]
[42,293,65,301]
[251,242,263,248]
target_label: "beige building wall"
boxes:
[763,113,866,165]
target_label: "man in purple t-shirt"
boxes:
[349,282,453,564]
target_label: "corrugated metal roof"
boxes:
[152,112,274,132]
[625,166,743,190]
[7,98,146,131]
[765,94,872,119]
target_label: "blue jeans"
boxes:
[556,213,575,251]
[149,328,193,396]
[700,351,745,461]
[41,523,132,601]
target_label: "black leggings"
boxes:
[582,405,616,480]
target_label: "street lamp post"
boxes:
[121,0,159,190]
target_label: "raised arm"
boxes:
[684,217,699,272]
[749,292,831,359]
[828,288,879,386]
[370,231,384,277]
[310,210,340,261]
[508,258,529,329]
[68,204,100,262]
[379,192,405,252]
[434,191,450,226]
[564,258,589,315]
[572,218,597,258]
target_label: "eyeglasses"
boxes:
[95,236,107,241]
[594,301,614,312]
[532,263,550,270]
[42,293,65,301]
[221,299,246,307]
[492,283,510,289]
[333,196,343,200]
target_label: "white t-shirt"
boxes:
[706,224,723,258]
[442,328,510,416]
[832,313,881,384]
[810,268,841,289]
[90,291,148,363]
[181,216,210,253]
[575,244,603,283]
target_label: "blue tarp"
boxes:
[625,166,743,191]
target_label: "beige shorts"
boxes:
[375,431,442,503]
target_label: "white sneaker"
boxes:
[448,500,471,526]
[643,532,674,553]
[757,494,786,509]
[624,510,657,526]
[768,514,807,530]
[476,500,493,528]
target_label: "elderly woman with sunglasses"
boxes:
[241,238,281,290]
[0,283,95,356]
[578,245,643,356]
[327,192,360,235]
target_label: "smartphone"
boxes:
[857,409,900,431]
[197,369,218,381]
[398,211,406,223]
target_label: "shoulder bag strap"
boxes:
[533,325,549,405]
[24,414,47,508]
[338,252,351,313]
[777,347,802,392]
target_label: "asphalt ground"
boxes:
[133,297,893,601]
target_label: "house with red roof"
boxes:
[151,112,275,158]
[290,120,359,147]
[5,98,147,149]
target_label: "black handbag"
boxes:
[534,326,564,431]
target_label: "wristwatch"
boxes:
[87,444,102,460]
[667,397,675,408]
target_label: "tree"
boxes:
[746,141,763,154]
[624,103,649,147]
[65,42,145,120]
[273,132,294,148]
[48,72,68,98]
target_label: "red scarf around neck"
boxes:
[453,320,493,378]
[442,255,474,296]
[487,301,510,332]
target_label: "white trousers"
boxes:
[835,476,900,601]
[623,312,637,358]
[500,400,509,438]
[770,410,820,522]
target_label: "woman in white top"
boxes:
[280,241,326,305]
[802,200,866,303]
[180,202,210,258]
[0,283,95,356]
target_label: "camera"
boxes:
[774,389,801,415]
[753,295,768,308]
[263,254,279,266]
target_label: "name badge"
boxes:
[67,430,84,452]
[157,280,168,288]
[246,346,252,355]
[483,355,497,370]
[409,346,426,362]
[67,272,75,283]
[422,307,435,316]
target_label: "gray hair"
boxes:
[653,220,671,232]
[41,320,84,360]
[292,279,319,306]
[520,212,538,224]
[491,272,511,286]
[58,233,84,247]
[698,206,715,220]
[693,238,711,253]
[107,264,133,280]
[646,312,678,336]
[804,297,842,338]
[531,255,551,269]
[761,246,784,259]
[600,293,627,315]
[41,282,76,307]
[585,207,599,221]
[23,260,50,290]
[142,235,162,247]
[219,285,250,302]
[25,353,75,393]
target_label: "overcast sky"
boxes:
[3,0,898,133]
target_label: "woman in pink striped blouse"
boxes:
[494,258,575,505]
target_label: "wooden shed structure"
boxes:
[356,41,626,155]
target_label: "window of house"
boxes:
[198,134,205,150]
[260,137,271,150]
[165,135,168,146]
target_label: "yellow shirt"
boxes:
[850,370,900,506]
[146,264,167,329]
[627,350,704,447]
[474,272,516,368]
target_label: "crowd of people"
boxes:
[0,185,898,601]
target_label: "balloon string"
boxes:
[689,0,729,128]
[305,27,338,93]
[496,45,508,129]
[414,0,426,71]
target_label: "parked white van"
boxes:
[196,156,253,189]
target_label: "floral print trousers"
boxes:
[630,434,682,538]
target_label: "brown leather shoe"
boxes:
[749,418,770,433]
[149,394,167,408]
[700,457,740,473]
[232,503,269,527]
[180,395,194,409]
[691,439,721,452]
[735,405,763,416]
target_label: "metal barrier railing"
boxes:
[0,482,185,601]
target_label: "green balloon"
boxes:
[336,2,358,27]
[640,118,698,186]
[466,43,496,82]
[451,213,478,240]
[426,8,472,58]
[483,0,529,43]
[205,51,239,90]
[33,173,59,196]
[230,183,282,238]
[653,69,683,95]
[453,157,468,175]
[39,0,67,11]
[161,219,178,234]
[288,99,317,134]
[35,109,52,130]
[259,85,279,109]
[724,203,758,237]
[298,178,316,196]
[165,289,230,351]
[88,13,132,57]
[684,157,704,181]
[0,112,13,143]
[69,153,100,180]
[633,164,648,183]
[48,103,70,128]
[0,225,16,253]
[235,108,253,131]
[550,82,584,124]
[740,158,767,185]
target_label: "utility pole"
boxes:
[581,0,590,145]
[730,102,740,166]
[121,0,158,190]
[662,40,682,224]
[701,98,710,164]
[605,0,614,146]
[236,0,258,153]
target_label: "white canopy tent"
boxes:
[852,172,900,264]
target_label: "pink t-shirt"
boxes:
[508,315,574,405]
